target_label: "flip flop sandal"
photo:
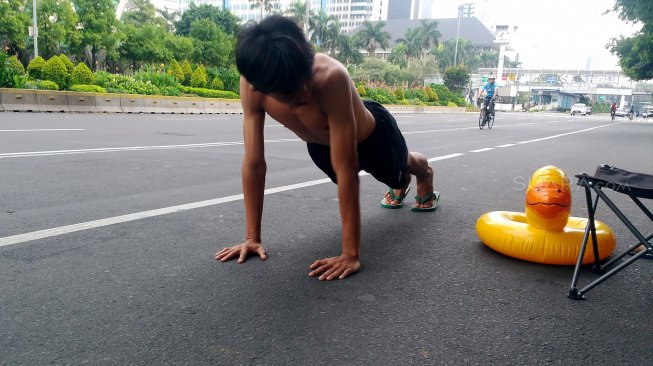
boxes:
[381,186,411,209]
[410,191,440,212]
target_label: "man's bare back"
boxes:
[247,54,376,146]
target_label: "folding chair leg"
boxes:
[569,184,653,300]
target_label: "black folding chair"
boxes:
[568,164,653,300]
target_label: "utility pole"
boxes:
[454,3,474,66]
[32,0,38,57]
[305,0,310,37]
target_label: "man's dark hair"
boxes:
[236,15,315,95]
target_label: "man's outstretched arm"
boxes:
[309,68,361,280]
[215,77,268,263]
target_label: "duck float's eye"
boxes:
[558,189,561,193]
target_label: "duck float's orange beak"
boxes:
[524,166,572,231]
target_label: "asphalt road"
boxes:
[1,110,652,365]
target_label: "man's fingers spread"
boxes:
[238,249,247,263]
[309,261,325,269]
[220,249,239,262]
[339,268,353,279]
[257,247,267,260]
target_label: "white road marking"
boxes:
[0,122,619,248]
[516,123,617,144]
[496,144,516,148]
[0,138,301,159]
[0,129,85,132]
[469,148,495,153]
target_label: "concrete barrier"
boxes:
[166,97,204,114]
[95,94,123,113]
[0,88,38,112]
[141,95,168,114]
[120,94,146,113]
[67,92,97,112]
[219,99,243,114]
[35,90,69,112]
[203,99,222,114]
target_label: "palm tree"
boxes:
[418,19,441,55]
[309,9,337,49]
[157,8,179,33]
[249,0,274,21]
[354,20,390,57]
[335,34,363,66]
[284,1,309,32]
[395,28,423,67]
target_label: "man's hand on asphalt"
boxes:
[215,239,267,263]
[309,254,360,280]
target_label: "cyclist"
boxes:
[477,76,499,124]
[628,104,635,120]
[610,102,617,120]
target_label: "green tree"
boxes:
[249,0,275,20]
[309,9,337,50]
[158,8,180,33]
[285,1,310,32]
[164,34,194,64]
[169,59,184,82]
[190,64,208,88]
[26,0,80,60]
[176,3,239,36]
[0,0,30,57]
[335,34,363,66]
[443,64,471,94]
[609,0,652,80]
[417,19,441,55]
[121,0,163,26]
[395,28,423,67]
[71,62,96,85]
[189,19,234,67]
[120,24,173,70]
[354,21,391,57]
[181,60,193,85]
[73,0,120,70]
[389,44,408,69]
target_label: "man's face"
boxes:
[488,78,495,84]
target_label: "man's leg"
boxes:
[406,152,435,209]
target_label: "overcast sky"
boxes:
[432,0,642,70]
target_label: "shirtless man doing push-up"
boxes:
[215,16,439,280]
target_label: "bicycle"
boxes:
[478,97,496,130]
[628,111,634,121]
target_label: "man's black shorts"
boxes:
[307,100,409,189]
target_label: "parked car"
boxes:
[641,105,653,118]
[614,109,627,117]
[570,103,588,115]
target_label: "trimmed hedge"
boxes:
[72,62,96,85]
[69,84,107,93]
[27,56,46,79]
[36,80,59,90]
[43,56,70,89]
[178,85,239,99]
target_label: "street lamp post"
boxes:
[454,6,461,65]
[454,3,474,66]
[32,0,38,57]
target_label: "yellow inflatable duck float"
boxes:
[476,166,616,265]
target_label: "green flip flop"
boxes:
[381,186,411,209]
[410,191,440,212]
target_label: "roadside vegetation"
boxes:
[3,0,519,106]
